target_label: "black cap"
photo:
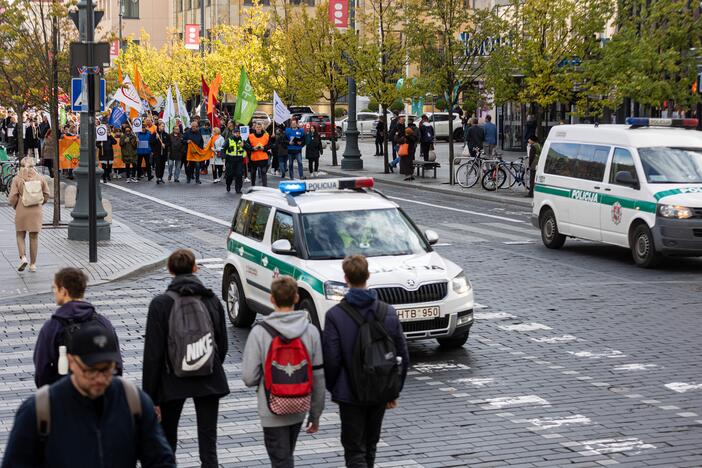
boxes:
[68,324,120,366]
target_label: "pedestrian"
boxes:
[151,122,170,185]
[201,120,213,176]
[222,119,236,141]
[8,157,50,273]
[144,117,157,134]
[136,126,154,182]
[41,128,56,178]
[305,125,323,178]
[5,115,18,157]
[527,135,542,198]
[142,249,230,468]
[419,114,435,161]
[223,125,246,193]
[119,126,138,183]
[399,127,415,181]
[285,118,306,179]
[2,324,175,467]
[388,112,399,160]
[245,121,271,187]
[38,114,50,161]
[483,115,498,157]
[407,117,418,160]
[211,127,225,183]
[275,124,289,179]
[98,127,117,183]
[387,115,405,172]
[323,255,409,468]
[242,276,325,468]
[374,116,385,156]
[183,120,204,184]
[33,267,123,388]
[466,117,485,157]
[24,117,40,161]
[168,125,186,182]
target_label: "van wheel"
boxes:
[225,270,255,327]
[437,330,470,349]
[540,209,566,249]
[297,296,321,330]
[631,224,662,268]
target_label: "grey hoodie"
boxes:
[241,311,325,428]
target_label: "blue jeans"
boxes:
[288,152,303,179]
[278,154,288,178]
[390,145,400,167]
[167,160,181,180]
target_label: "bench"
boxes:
[413,160,441,178]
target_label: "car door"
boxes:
[269,210,299,278]
[600,147,643,246]
[242,202,273,305]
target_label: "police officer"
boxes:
[223,127,246,194]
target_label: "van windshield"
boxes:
[638,147,702,184]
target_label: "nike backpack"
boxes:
[259,322,313,415]
[339,300,402,405]
[167,292,216,378]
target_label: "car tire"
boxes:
[630,224,662,268]
[437,330,470,349]
[297,296,321,330]
[540,209,566,249]
[225,270,256,327]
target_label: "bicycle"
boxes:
[455,147,500,188]
[481,155,531,192]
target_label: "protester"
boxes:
[399,127,415,181]
[211,127,225,183]
[136,126,154,181]
[387,115,405,172]
[151,122,170,184]
[527,135,542,198]
[222,119,236,141]
[3,324,175,467]
[223,125,246,193]
[483,115,498,157]
[466,117,485,157]
[98,127,118,183]
[142,249,229,468]
[8,157,50,273]
[119,126,138,183]
[201,120,213,175]
[183,120,204,184]
[275,124,289,179]
[242,276,325,468]
[41,129,56,178]
[305,125,323,178]
[419,114,435,161]
[285,118,306,179]
[323,255,409,468]
[244,121,271,187]
[168,125,186,182]
[375,116,385,156]
[144,117,157,134]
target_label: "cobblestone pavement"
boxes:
[0,174,700,467]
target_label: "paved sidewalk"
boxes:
[0,199,168,300]
[319,139,533,207]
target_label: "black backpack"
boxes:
[55,312,103,352]
[338,300,402,405]
[167,292,216,378]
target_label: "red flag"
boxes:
[202,75,221,128]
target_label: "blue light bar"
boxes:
[626,117,699,128]
[278,177,375,195]
[279,181,306,194]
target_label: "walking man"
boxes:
[323,255,409,468]
[223,125,246,193]
[142,249,230,468]
[136,125,154,181]
[483,115,498,157]
[242,276,325,468]
[466,117,485,158]
[419,114,435,161]
[285,118,306,179]
[244,121,271,187]
[387,115,405,172]
[183,120,204,184]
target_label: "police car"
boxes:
[222,177,474,348]
[532,117,702,267]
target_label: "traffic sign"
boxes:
[71,77,106,112]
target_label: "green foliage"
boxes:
[334,107,346,118]
[435,98,448,112]
[389,99,404,112]
[366,99,379,112]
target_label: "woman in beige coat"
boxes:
[8,157,50,272]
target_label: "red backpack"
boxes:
[259,322,313,415]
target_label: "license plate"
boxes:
[396,306,440,322]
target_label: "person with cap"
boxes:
[223,125,246,193]
[2,324,175,467]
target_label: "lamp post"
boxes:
[118,0,123,50]
[341,0,362,170]
[200,0,206,122]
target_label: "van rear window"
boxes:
[544,142,610,182]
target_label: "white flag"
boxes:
[111,75,143,114]
[163,86,176,133]
[174,83,190,127]
[273,91,291,125]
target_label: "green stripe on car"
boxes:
[654,186,702,201]
[535,183,656,213]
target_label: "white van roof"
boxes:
[546,124,702,149]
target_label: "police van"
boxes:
[222,177,474,348]
[532,118,702,267]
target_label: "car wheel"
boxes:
[225,270,256,327]
[437,330,470,349]
[540,209,566,249]
[297,296,321,330]
[631,224,662,268]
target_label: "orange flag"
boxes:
[118,64,123,84]
[133,65,158,107]
[186,138,215,162]
[207,73,222,116]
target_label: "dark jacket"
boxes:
[419,122,435,143]
[182,128,204,149]
[1,377,175,468]
[392,123,406,145]
[168,133,186,161]
[24,125,40,149]
[467,124,485,149]
[142,274,230,404]
[38,121,51,139]
[150,131,170,159]
[305,132,323,160]
[98,135,117,162]
[275,128,288,158]
[322,288,409,405]
[375,120,385,140]
[33,301,123,389]
[119,132,138,163]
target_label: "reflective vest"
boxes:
[226,138,244,157]
[248,132,270,162]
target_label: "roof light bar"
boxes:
[626,117,699,128]
[278,177,375,195]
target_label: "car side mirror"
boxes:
[272,239,294,255]
[614,171,639,189]
[425,229,439,245]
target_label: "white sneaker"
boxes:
[29,264,36,273]
[126,178,131,183]
[18,257,28,272]
[244,177,251,183]
[317,171,327,176]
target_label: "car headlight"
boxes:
[452,272,472,295]
[324,281,348,301]
[658,204,693,219]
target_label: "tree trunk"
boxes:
[51,7,61,226]
[382,104,389,173]
[16,104,24,158]
[330,100,338,166]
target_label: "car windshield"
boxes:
[301,208,428,260]
[638,147,702,184]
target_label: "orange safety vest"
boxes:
[248,132,270,162]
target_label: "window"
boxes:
[232,200,251,234]
[122,0,139,19]
[544,142,610,181]
[638,147,702,184]
[432,114,449,122]
[247,203,271,241]
[272,211,295,246]
[610,148,638,186]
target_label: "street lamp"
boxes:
[200,0,206,122]
[341,0,362,170]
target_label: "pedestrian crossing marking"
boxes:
[482,221,539,236]
[443,222,530,242]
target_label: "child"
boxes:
[211,127,225,183]
[242,276,325,468]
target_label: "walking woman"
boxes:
[305,125,323,177]
[151,122,170,185]
[168,126,186,183]
[8,157,50,272]
[98,127,117,183]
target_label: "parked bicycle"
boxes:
[455,147,500,188]
[481,155,531,192]
[1,159,19,196]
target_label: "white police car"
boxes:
[222,177,474,348]
[532,117,702,267]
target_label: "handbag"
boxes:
[427,150,437,162]
[461,146,470,157]
[398,143,409,157]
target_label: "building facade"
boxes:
[96,0,173,49]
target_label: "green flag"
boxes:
[233,67,257,125]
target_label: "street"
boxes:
[1,174,701,467]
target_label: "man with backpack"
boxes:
[242,276,325,468]
[33,267,123,388]
[323,255,409,468]
[142,249,230,468]
[2,323,175,467]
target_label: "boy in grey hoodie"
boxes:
[242,276,325,468]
